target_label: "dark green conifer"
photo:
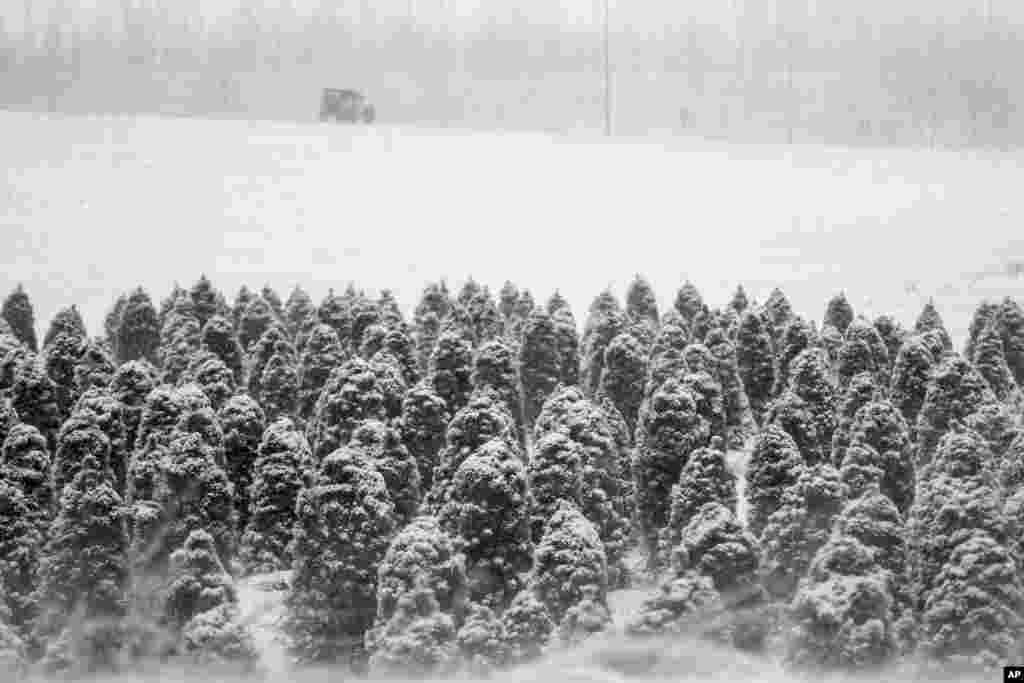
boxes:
[520,309,564,430]
[429,330,474,417]
[284,443,396,668]
[580,290,625,397]
[33,456,129,672]
[745,425,804,539]
[823,292,854,335]
[527,432,584,542]
[528,502,608,624]
[42,305,86,350]
[199,314,244,384]
[2,286,37,352]
[915,355,994,468]
[309,356,406,461]
[736,310,774,425]
[673,281,704,326]
[438,439,533,609]
[633,378,710,560]
[759,464,844,600]
[599,331,647,434]
[283,285,316,339]
[625,274,660,332]
[10,355,61,450]
[659,437,737,562]
[115,288,160,365]
[472,338,524,439]
[0,481,43,639]
[914,299,952,352]
[188,275,227,331]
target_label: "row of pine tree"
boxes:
[0,275,1021,679]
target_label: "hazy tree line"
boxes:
[0,0,1022,146]
[0,274,1023,678]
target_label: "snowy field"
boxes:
[3,104,1010,683]
[3,109,1024,347]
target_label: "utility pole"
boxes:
[602,0,611,136]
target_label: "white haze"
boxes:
[2,110,1023,346]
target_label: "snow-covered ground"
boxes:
[3,110,1024,346]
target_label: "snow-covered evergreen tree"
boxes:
[472,338,524,440]
[673,281,704,326]
[399,382,448,492]
[580,290,625,397]
[2,286,37,353]
[238,418,311,574]
[258,341,300,423]
[527,431,584,542]
[919,533,1024,672]
[218,394,265,534]
[348,420,421,527]
[965,300,999,361]
[823,292,854,335]
[843,400,915,513]
[914,299,952,352]
[283,285,316,340]
[284,443,396,668]
[501,589,554,665]
[44,332,85,422]
[308,356,406,461]
[136,430,236,576]
[455,603,508,675]
[73,339,115,398]
[625,274,660,332]
[830,371,879,467]
[198,314,244,385]
[9,355,61,451]
[632,503,764,649]
[659,437,737,562]
[705,329,755,445]
[915,355,994,468]
[374,516,467,629]
[644,313,690,400]
[974,321,1019,401]
[772,316,817,397]
[785,535,895,672]
[52,413,113,495]
[163,528,235,632]
[736,310,774,425]
[366,581,459,678]
[33,456,129,673]
[996,297,1024,387]
[556,584,613,648]
[187,355,235,412]
[429,330,474,417]
[745,425,805,538]
[519,308,563,430]
[1,423,53,527]
[907,425,1005,614]
[237,296,277,353]
[0,480,43,638]
[438,439,533,609]
[426,389,519,511]
[110,360,157,454]
[42,305,86,351]
[599,331,647,434]
[532,386,631,587]
[295,322,344,422]
[759,463,845,600]
[632,378,710,561]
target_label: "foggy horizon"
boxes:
[3,1,1024,682]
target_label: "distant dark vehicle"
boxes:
[319,88,375,123]
[680,106,695,130]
